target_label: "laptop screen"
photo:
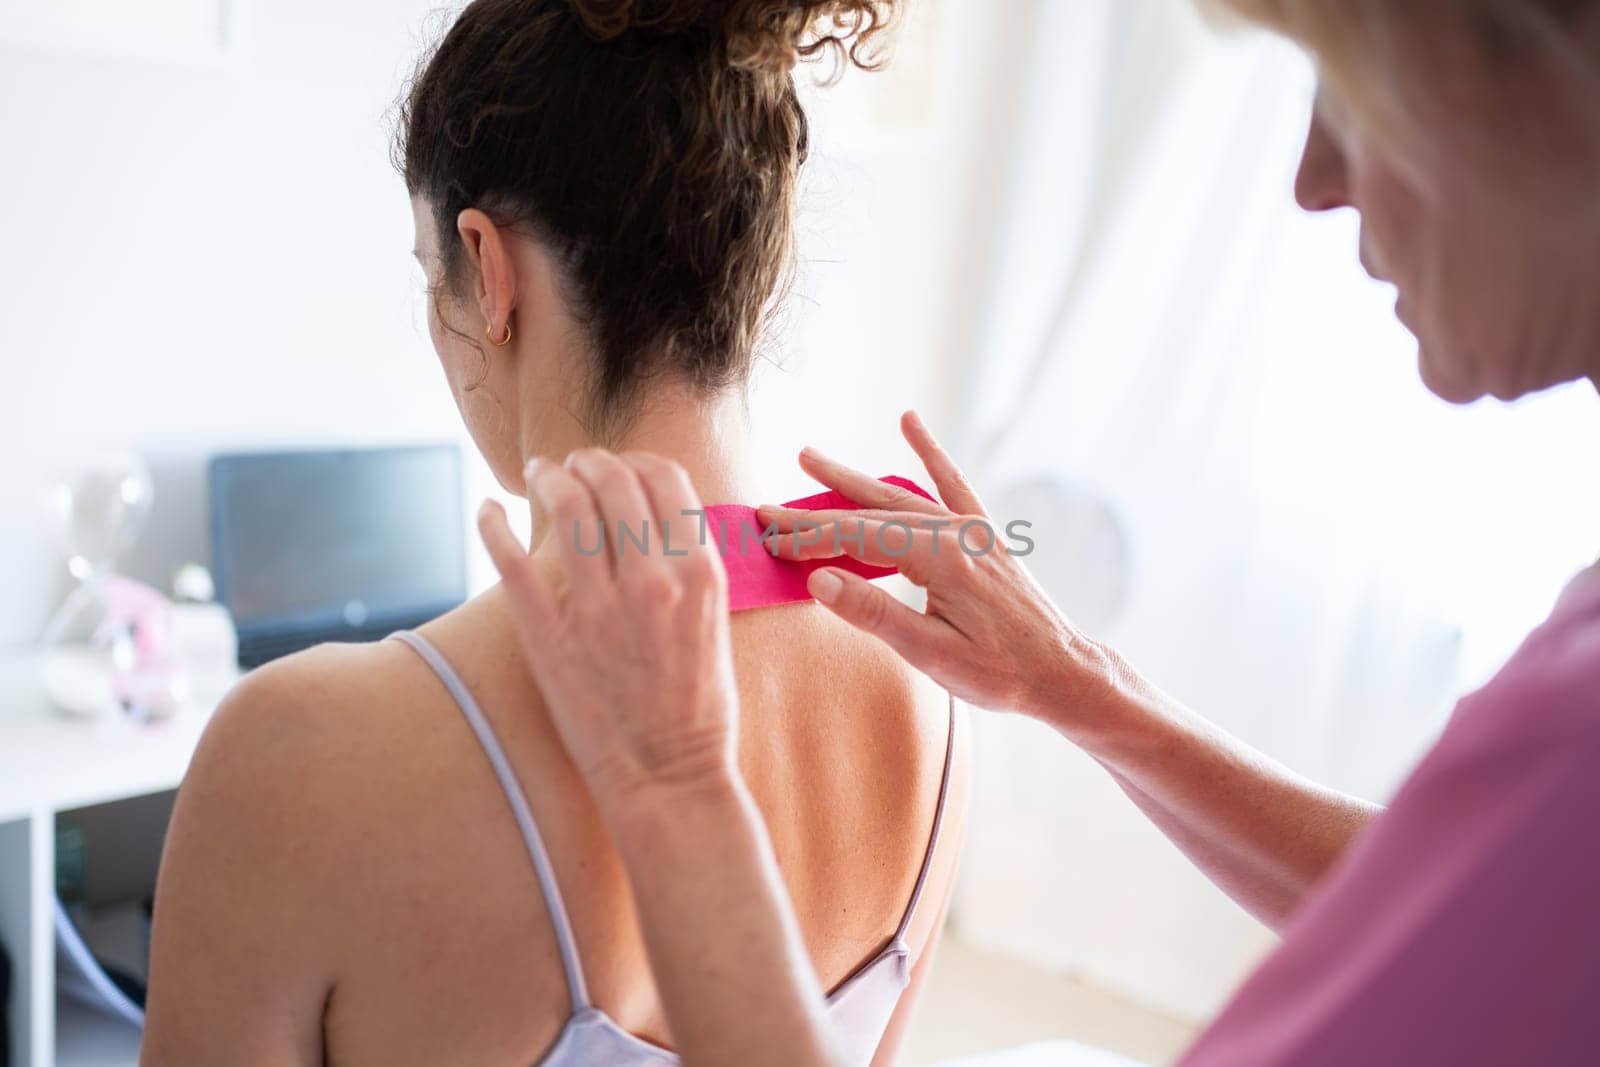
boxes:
[208,445,468,641]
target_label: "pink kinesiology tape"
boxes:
[700,475,936,613]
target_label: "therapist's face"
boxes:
[1293,62,1600,405]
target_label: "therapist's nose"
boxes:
[1294,106,1351,213]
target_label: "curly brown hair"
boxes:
[396,0,899,433]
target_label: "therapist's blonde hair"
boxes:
[1202,0,1600,179]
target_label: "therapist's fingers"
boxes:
[620,451,722,569]
[794,446,946,515]
[900,410,988,517]
[528,458,612,585]
[756,504,929,534]
[477,498,559,658]
[806,566,952,669]
[748,417,1118,724]
[801,512,1090,718]
[765,516,954,577]
[566,448,655,570]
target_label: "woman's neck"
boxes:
[521,383,762,549]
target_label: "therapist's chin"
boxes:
[1417,345,1490,405]
[1417,342,1556,407]
[1420,350,1478,404]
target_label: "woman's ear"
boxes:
[456,208,519,339]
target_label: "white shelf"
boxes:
[0,652,234,1067]
[0,655,234,825]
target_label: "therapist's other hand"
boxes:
[759,411,1124,730]
[478,449,741,815]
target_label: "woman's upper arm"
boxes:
[141,658,341,1067]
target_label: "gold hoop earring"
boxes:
[487,320,513,347]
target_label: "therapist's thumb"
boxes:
[808,567,935,667]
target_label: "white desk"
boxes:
[0,653,235,1067]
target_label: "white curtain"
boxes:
[945,0,1600,1022]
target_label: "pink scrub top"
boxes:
[1180,566,1600,1066]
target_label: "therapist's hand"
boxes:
[763,415,1385,932]
[479,451,844,1067]
[759,411,1129,733]
[477,449,741,814]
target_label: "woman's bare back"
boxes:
[144,583,967,1066]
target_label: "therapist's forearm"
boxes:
[604,774,842,1067]
[1042,647,1382,931]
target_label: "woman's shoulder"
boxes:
[201,589,507,761]
[179,629,464,876]
[198,636,417,771]
[155,639,422,980]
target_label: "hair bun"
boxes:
[569,0,900,75]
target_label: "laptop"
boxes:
[208,444,468,668]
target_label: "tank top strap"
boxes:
[388,630,591,1014]
[893,691,958,947]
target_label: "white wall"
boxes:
[0,0,993,652]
